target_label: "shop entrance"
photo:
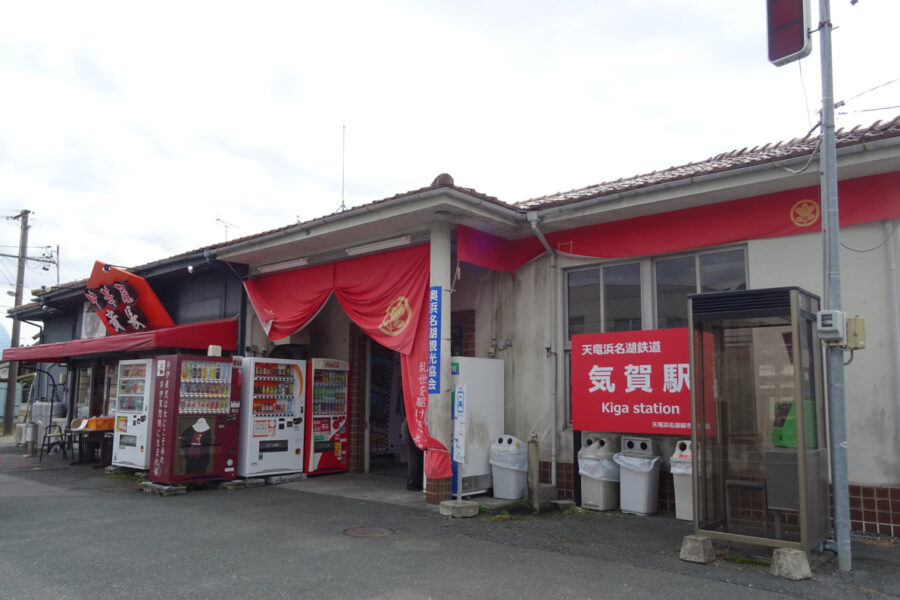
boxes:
[364,340,407,479]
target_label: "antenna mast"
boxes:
[340,124,347,212]
[216,216,239,241]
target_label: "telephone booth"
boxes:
[688,287,829,552]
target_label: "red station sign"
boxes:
[571,328,691,435]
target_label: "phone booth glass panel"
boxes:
[689,287,829,552]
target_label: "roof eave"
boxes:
[531,135,900,231]
[216,186,526,266]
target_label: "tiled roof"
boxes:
[159,173,512,258]
[28,174,510,299]
[517,116,900,209]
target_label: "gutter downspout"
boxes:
[886,220,900,456]
[527,212,558,487]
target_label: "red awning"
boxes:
[2,318,238,363]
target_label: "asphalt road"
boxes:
[1,442,898,600]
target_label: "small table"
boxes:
[67,429,113,466]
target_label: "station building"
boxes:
[6,117,900,537]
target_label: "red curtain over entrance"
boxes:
[243,244,451,479]
[244,262,334,340]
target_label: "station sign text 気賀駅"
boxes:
[571,328,691,435]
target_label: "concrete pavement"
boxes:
[1,436,898,599]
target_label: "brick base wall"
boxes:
[426,477,452,504]
[347,324,367,474]
[539,460,574,500]
[851,485,900,537]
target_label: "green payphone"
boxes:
[772,401,816,448]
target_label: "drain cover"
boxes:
[343,527,395,538]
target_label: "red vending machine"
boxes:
[149,354,241,485]
[305,358,350,475]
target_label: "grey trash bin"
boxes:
[670,440,693,521]
[613,436,661,515]
[489,435,527,500]
[578,436,619,511]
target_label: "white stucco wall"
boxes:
[245,308,272,355]
[749,221,900,486]
[452,256,560,462]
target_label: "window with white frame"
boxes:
[655,248,746,329]
[567,262,642,336]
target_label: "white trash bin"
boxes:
[613,436,661,515]
[670,440,693,521]
[23,421,38,456]
[578,436,619,511]
[489,435,527,500]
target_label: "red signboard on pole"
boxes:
[571,328,691,435]
[766,0,812,67]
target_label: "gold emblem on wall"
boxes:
[790,199,820,227]
[378,296,413,336]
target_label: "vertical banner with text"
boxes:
[571,328,691,434]
[427,286,441,394]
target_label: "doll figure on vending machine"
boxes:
[178,417,212,474]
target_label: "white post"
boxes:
[428,222,453,484]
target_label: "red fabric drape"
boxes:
[332,247,428,356]
[459,172,900,272]
[243,244,451,479]
[244,262,334,340]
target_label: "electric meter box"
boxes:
[816,309,845,342]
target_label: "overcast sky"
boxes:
[1,1,898,343]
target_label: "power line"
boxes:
[841,77,900,104]
[839,105,900,115]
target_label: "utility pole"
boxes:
[3,210,30,435]
[767,0,851,571]
[818,0,851,572]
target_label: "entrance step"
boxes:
[220,478,266,490]
[439,499,479,518]
[548,499,577,511]
[266,473,308,485]
[139,481,186,496]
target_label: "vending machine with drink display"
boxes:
[237,357,306,477]
[148,354,241,485]
[112,358,155,470]
[305,358,350,475]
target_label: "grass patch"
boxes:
[562,506,588,516]
[483,511,512,522]
[505,498,528,511]
[723,554,770,567]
